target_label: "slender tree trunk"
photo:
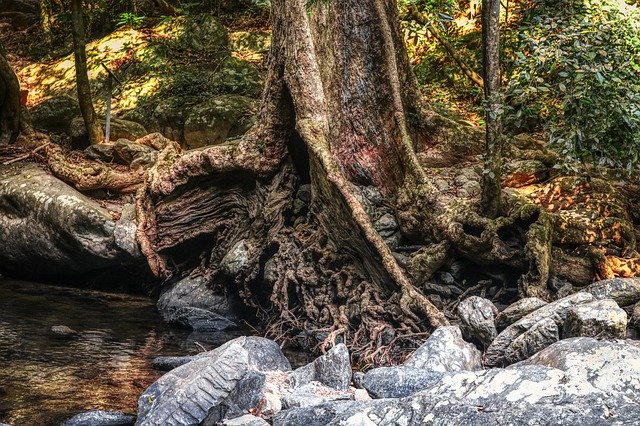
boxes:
[481,0,502,217]
[71,0,102,145]
[0,46,21,145]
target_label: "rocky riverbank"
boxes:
[59,277,640,426]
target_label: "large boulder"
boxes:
[485,292,595,367]
[404,326,482,372]
[62,410,136,426]
[69,117,147,148]
[360,367,444,398]
[457,296,498,347]
[136,336,291,426]
[29,96,80,133]
[160,14,229,53]
[157,276,239,331]
[183,95,256,149]
[0,164,136,276]
[290,344,352,391]
[495,297,547,330]
[584,278,640,307]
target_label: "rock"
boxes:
[457,296,498,347]
[112,139,157,166]
[50,325,79,338]
[0,164,134,277]
[297,184,312,203]
[502,159,548,187]
[373,213,398,238]
[485,291,595,367]
[157,276,238,331]
[584,277,640,307]
[161,14,229,53]
[290,344,352,391]
[631,301,640,328]
[275,364,640,425]
[114,204,142,259]
[136,336,291,426]
[361,367,444,398]
[563,299,627,338]
[519,337,640,401]
[29,95,80,133]
[85,143,115,162]
[222,415,269,426]
[495,297,548,330]
[220,240,250,276]
[69,117,147,148]
[458,180,481,198]
[282,382,353,409]
[152,355,197,371]
[202,370,291,424]
[360,186,384,206]
[62,410,136,426]
[152,99,185,142]
[404,326,482,372]
[183,95,256,149]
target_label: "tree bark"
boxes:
[481,0,503,217]
[0,46,21,145]
[71,0,103,145]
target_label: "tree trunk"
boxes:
[134,0,556,363]
[0,47,21,145]
[481,0,503,217]
[71,0,102,145]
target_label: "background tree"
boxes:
[71,0,102,145]
[0,43,21,145]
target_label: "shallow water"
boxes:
[0,279,231,425]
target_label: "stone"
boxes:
[290,344,352,391]
[404,326,482,372]
[50,325,79,338]
[360,186,384,206]
[62,410,136,426]
[152,355,198,371]
[373,213,398,238]
[152,99,185,142]
[136,336,291,426]
[485,292,595,367]
[282,382,353,409]
[361,366,444,398]
[69,117,147,147]
[457,296,499,347]
[222,415,269,426]
[29,95,80,134]
[519,337,640,401]
[631,301,640,328]
[157,276,238,331]
[161,14,229,53]
[502,159,548,187]
[85,143,116,162]
[584,277,640,307]
[220,240,250,276]
[563,299,627,338]
[114,204,142,259]
[112,139,157,166]
[495,297,548,330]
[0,164,134,277]
[274,364,640,425]
[183,95,256,149]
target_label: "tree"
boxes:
[71,0,103,145]
[129,0,555,363]
[0,45,21,145]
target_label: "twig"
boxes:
[2,143,51,165]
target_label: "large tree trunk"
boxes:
[71,0,102,145]
[135,0,557,363]
[0,47,21,145]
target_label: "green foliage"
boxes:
[505,0,640,169]
[116,12,146,28]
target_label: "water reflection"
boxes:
[0,279,195,425]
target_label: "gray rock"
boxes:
[282,382,353,409]
[114,204,142,259]
[361,366,444,398]
[50,325,79,338]
[29,95,80,133]
[373,213,398,238]
[563,299,627,338]
[631,301,640,328]
[157,276,238,331]
[360,186,384,206]
[112,139,157,165]
[220,240,250,276]
[136,336,291,426]
[0,164,134,276]
[275,364,640,425]
[495,297,548,330]
[152,355,197,371]
[62,410,135,426]
[519,337,640,401]
[290,344,352,391]
[584,277,640,307]
[457,296,498,347]
[69,117,147,146]
[222,415,269,426]
[297,184,312,203]
[485,292,594,367]
[85,143,115,162]
[404,326,482,372]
